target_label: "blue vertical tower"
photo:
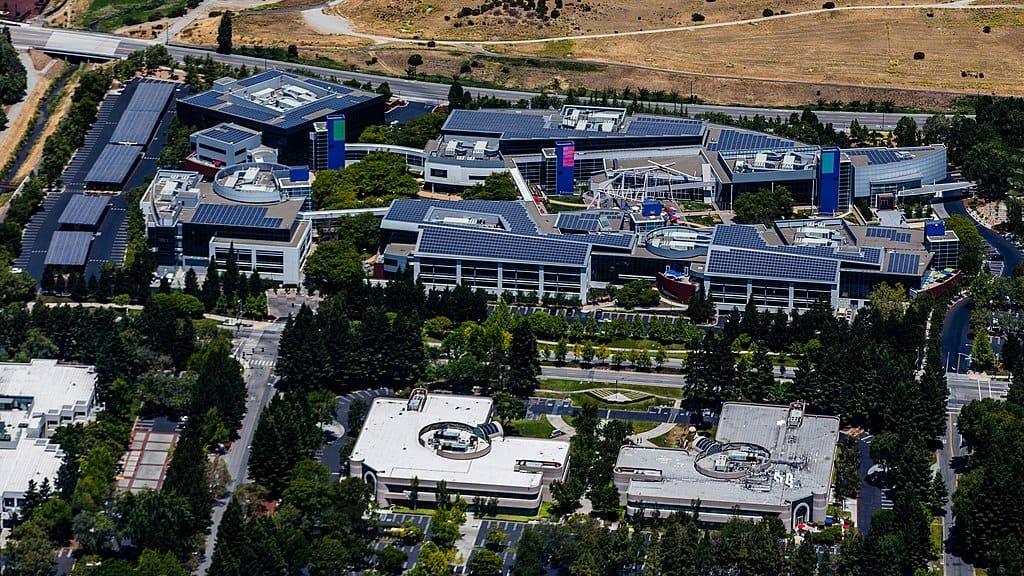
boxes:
[327,114,346,170]
[555,141,575,195]
[818,147,840,214]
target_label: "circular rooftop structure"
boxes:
[694,441,772,480]
[213,161,296,204]
[417,421,503,460]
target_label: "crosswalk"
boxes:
[248,358,276,368]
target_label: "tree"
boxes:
[615,280,661,308]
[248,393,321,496]
[303,241,366,295]
[376,546,408,575]
[893,116,920,147]
[447,80,467,110]
[731,186,794,225]
[207,496,244,576]
[407,54,424,77]
[944,214,987,279]
[335,212,382,253]
[506,321,540,396]
[973,329,996,372]
[311,151,418,209]
[461,171,519,200]
[467,549,504,576]
[216,12,233,54]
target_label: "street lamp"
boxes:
[957,353,971,374]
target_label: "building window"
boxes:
[430,168,448,178]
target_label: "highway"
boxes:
[7,24,944,128]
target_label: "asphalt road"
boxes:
[8,25,950,128]
[195,319,283,576]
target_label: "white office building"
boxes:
[1,360,98,528]
[350,390,570,514]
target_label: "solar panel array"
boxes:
[109,80,176,144]
[565,233,635,250]
[418,225,590,266]
[711,224,882,265]
[865,227,912,243]
[236,70,286,87]
[220,104,279,122]
[624,116,704,137]
[84,144,143,184]
[442,110,705,141]
[190,204,284,228]
[58,195,110,227]
[555,213,603,232]
[199,124,260,145]
[387,199,539,235]
[707,248,839,283]
[710,129,796,153]
[886,252,921,275]
[45,231,93,266]
[842,148,933,165]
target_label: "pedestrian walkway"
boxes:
[546,414,575,438]
[628,421,676,446]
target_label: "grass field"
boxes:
[508,418,555,438]
[649,425,685,448]
[177,13,370,48]
[496,8,1024,95]
[333,0,938,41]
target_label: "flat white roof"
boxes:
[0,435,63,501]
[352,394,569,489]
[0,360,96,425]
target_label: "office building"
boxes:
[349,389,570,514]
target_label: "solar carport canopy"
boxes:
[45,231,94,266]
[58,194,110,227]
[84,144,143,185]
[108,80,177,145]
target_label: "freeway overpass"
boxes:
[7,24,950,129]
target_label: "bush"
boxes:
[983,25,991,33]
[427,40,436,47]
[913,51,925,60]
[822,1,835,7]
[691,12,705,21]
[762,7,774,16]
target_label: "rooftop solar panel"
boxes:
[387,199,540,235]
[58,195,110,227]
[707,248,839,283]
[886,252,921,275]
[84,144,143,185]
[555,213,602,232]
[124,80,176,112]
[442,110,705,141]
[567,233,635,250]
[417,225,590,267]
[190,204,284,228]
[45,231,93,267]
[197,124,259,144]
[110,109,161,145]
[713,129,796,152]
[711,224,882,265]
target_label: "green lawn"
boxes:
[630,421,662,434]
[649,425,683,448]
[535,378,684,400]
[930,519,943,557]
[508,418,555,438]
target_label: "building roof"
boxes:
[178,71,379,130]
[442,108,704,142]
[193,122,262,145]
[0,359,97,433]
[384,199,540,235]
[351,393,570,489]
[842,145,943,167]
[109,79,177,145]
[617,402,839,510]
[415,225,591,267]
[706,128,800,153]
[0,435,64,500]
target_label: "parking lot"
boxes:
[526,397,691,425]
[368,512,433,572]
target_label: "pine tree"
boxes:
[216,12,233,54]
[506,321,540,397]
[184,268,200,298]
[163,425,212,536]
[208,497,244,576]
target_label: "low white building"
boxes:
[0,360,98,528]
[350,390,569,514]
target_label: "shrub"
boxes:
[983,25,991,33]
[691,12,705,21]
[762,7,774,16]
[822,1,835,7]
[913,51,925,60]
[427,40,436,47]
